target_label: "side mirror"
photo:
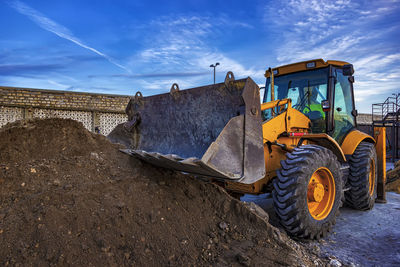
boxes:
[351,109,358,117]
[321,100,330,112]
[343,64,354,76]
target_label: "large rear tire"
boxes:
[345,142,377,210]
[272,145,343,239]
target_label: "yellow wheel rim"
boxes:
[369,159,376,196]
[307,167,335,220]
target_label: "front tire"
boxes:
[272,145,343,239]
[345,142,377,210]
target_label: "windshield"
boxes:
[263,67,329,133]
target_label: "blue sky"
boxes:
[1,0,399,113]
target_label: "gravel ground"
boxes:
[316,192,400,266]
[242,191,400,266]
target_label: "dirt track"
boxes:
[0,119,322,266]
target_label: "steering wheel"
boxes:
[303,106,311,113]
[296,105,311,114]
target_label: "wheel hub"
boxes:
[307,167,335,220]
[308,182,325,203]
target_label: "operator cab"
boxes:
[263,59,357,144]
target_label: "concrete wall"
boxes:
[0,86,130,135]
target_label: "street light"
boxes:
[209,62,220,84]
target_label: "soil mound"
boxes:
[386,160,400,193]
[0,118,107,163]
[0,118,319,266]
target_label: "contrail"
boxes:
[7,0,131,73]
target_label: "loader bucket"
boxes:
[108,73,265,184]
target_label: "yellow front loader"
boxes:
[109,59,386,239]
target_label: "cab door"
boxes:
[332,67,356,143]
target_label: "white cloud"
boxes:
[125,15,257,91]
[353,54,400,71]
[195,52,258,77]
[46,79,70,90]
[7,0,130,73]
[264,0,400,112]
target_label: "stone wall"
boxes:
[357,113,372,125]
[0,86,129,112]
[0,86,130,135]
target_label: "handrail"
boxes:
[372,92,400,124]
[260,98,292,111]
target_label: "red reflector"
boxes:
[289,132,306,137]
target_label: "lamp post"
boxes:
[209,62,220,84]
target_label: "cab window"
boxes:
[263,68,329,133]
[332,68,355,142]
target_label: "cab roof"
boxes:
[265,59,351,78]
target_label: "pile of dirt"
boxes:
[386,160,400,194]
[0,118,321,266]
